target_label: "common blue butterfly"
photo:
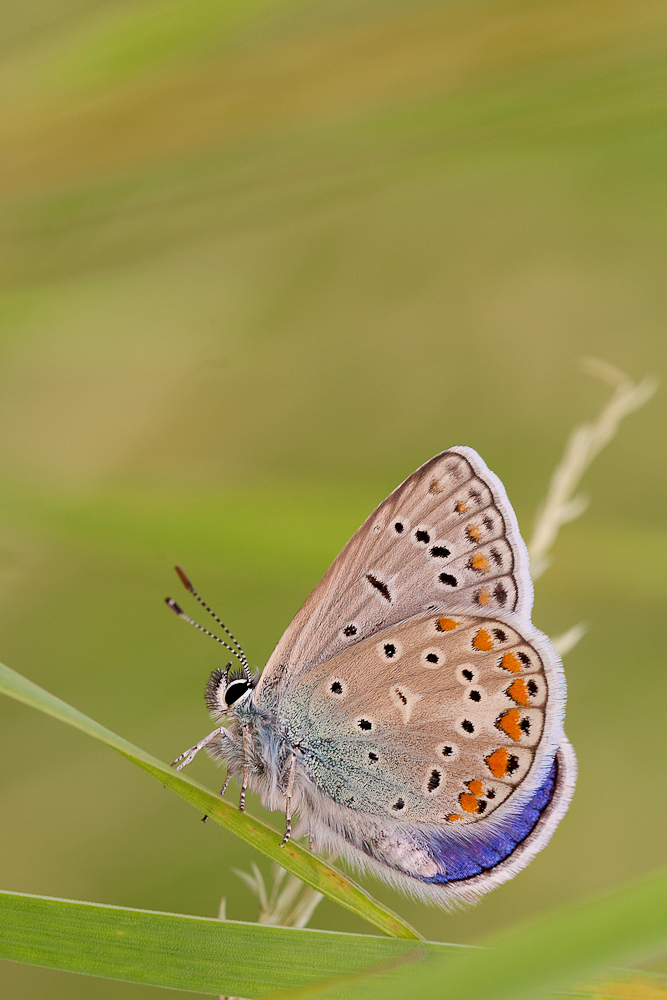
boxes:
[170,448,576,905]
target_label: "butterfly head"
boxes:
[205,662,259,717]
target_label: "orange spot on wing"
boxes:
[475,587,491,606]
[429,478,442,494]
[466,779,484,795]
[507,678,530,706]
[459,793,479,814]
[436,617,458,631]
[500,651,523,673]
[455,500,469,514]
[473,628,494,651]
[470,552,491,572]
[497,708,523,741]
[486,748,510,777]
[466,524,482,542]
[446,814,462,822]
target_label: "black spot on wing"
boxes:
[366,574,392,601]
[430,545,450,558]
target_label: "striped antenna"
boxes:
[173,566,249,669]
[165,599,247,669]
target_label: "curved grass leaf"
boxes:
[0,661,419,941]
[0,890,447,996]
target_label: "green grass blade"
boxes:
[290,866,667,1000]
[0,661,419,941]
[3,870,664,1000]
[0,890,449,996]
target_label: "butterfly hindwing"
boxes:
[273,610,562,827]
[262,608,573,902]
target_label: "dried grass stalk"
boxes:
[232,862,324,929]
[529,359,657,581]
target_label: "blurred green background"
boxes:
[0,0,665,995]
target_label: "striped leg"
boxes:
[239,725,252,812]
[171,727,225,770]
[280,752,297,848]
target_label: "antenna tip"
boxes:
[165,598,185,617]
[175,566,193,591]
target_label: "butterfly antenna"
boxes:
[173,566,249,670]
[165,599,247,669]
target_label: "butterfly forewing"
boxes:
[257,448,533,698]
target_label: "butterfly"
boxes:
[169,447,576,905]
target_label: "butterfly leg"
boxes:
[219,773,231,798]
[280,752,297,848]
[171,726,225,770]
[239,725,252,812]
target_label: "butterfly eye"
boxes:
[224,679,250,706]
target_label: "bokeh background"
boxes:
[0,0,665,996]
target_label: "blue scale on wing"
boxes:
[422,756,558,883]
